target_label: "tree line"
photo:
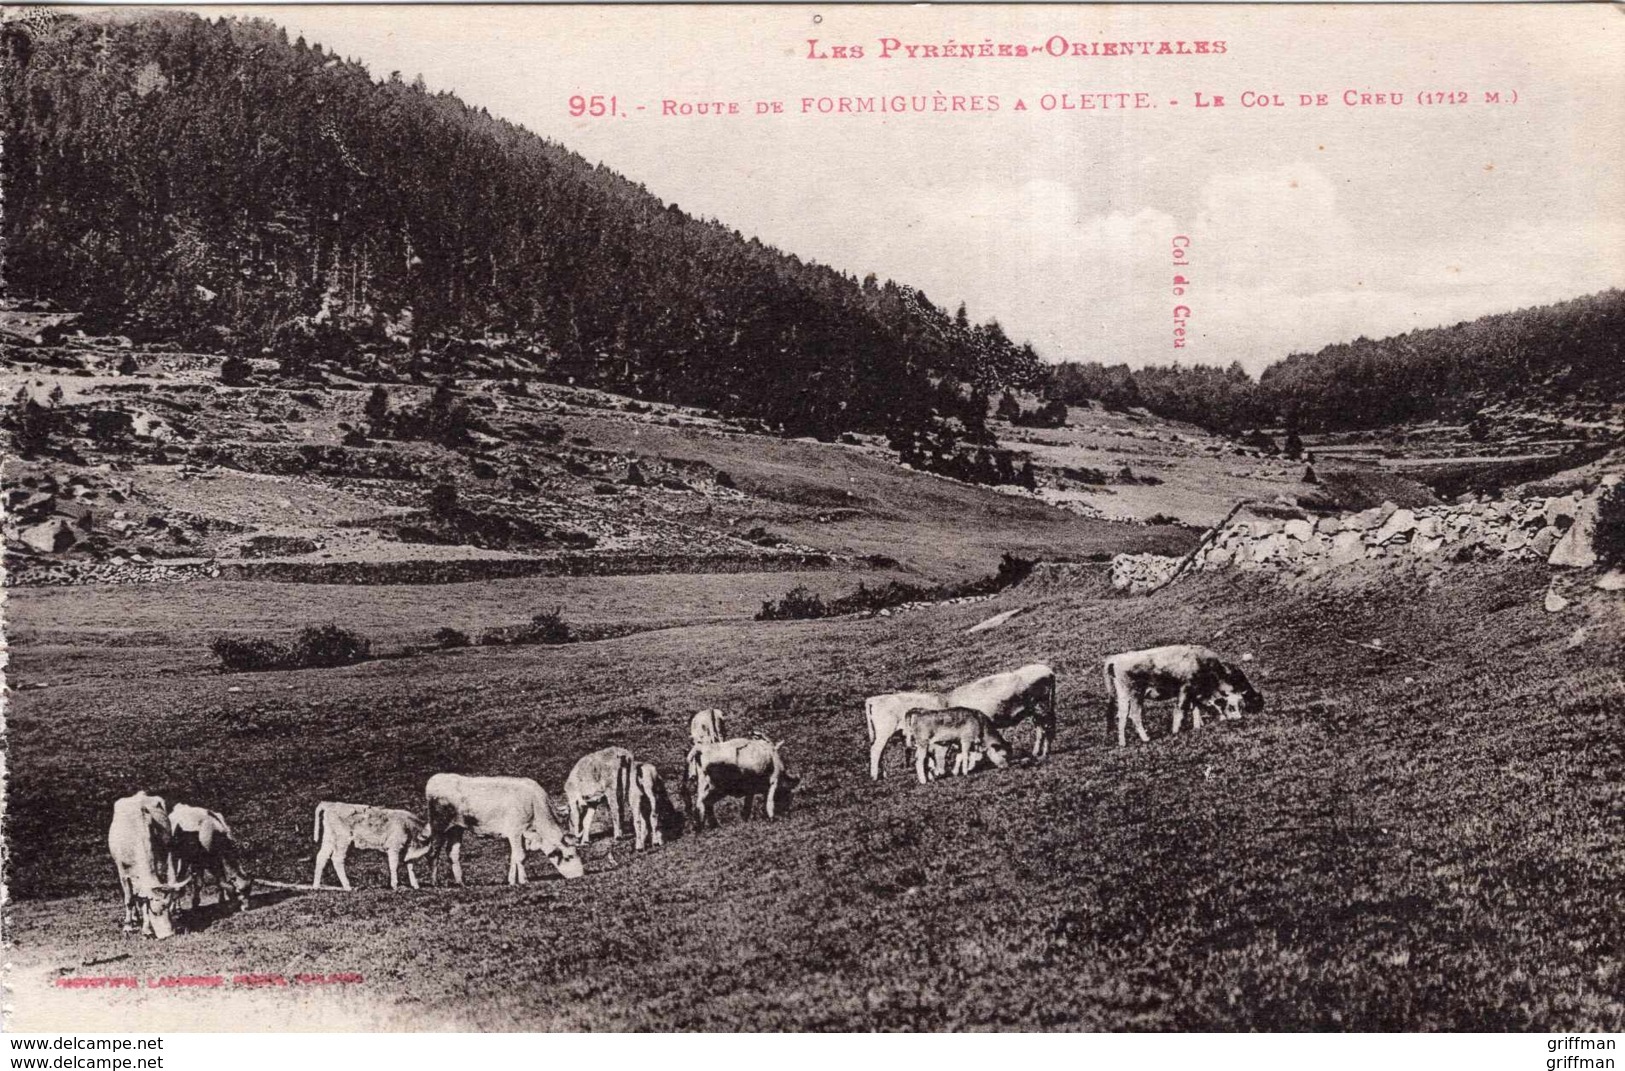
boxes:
[1042,289,1624,433]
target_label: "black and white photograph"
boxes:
[1,2,1623,1040]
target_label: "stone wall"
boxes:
[1106,475,1619,592]
[3,548,842,587]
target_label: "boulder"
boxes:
[19,518,78,554]
[1544,588,1569,613]
[1373,508,1419,544]
[1348,502,1398,532]
[1412,535,1445,556]
[1284,518,1313,541]
[1549,493,1600,568]
[1529,526,1561,558]
[1329,530,1366,564]
[1595,570,1625,592]
[1315,515,1343,535]
[1416,516,1443,540]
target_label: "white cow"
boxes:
[1102,644,1264,747]
[864,690,950,780]
[424,774,584,885]
[686,738,799,828]
[311,802,434,890]
[629,761,669,850]
[107,792,189,939]
[947,663,1058,758]
[564,747,635,844]
[689,708,728,746]
[902,707,1013,784]
[167,803,254,913]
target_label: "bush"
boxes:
[433,627,471,649]
[757,585,829,621]
[211,624,372,672]
[220,354,253,386]
[1596,485,1625,567]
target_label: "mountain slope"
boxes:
[0,10,1038,441]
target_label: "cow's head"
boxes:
[984,731,1013,769]
[404,826,436,863]
[548,834,585,880]
[142,882,191,940]
[1217,664,1265,719]
[772,771,801,814]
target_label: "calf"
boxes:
[902,707,1012,784]
[686,738,799,828]
[311,802,434,890]
[107,792,189,939]
[947,663,1058,758]
[1102,644,1264,747]
[167,803,254,913]
[425,773,584,885]
[629,761,670,850]
[689,708,728,746]
[864,690,949,780]
[564,746,635,844]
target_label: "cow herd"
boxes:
[103,643,1261,940]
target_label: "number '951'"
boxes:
[569,95,620,118]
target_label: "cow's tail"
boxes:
[864,698,876,744]
[312,802,326,845]
[1102,659,1118,742]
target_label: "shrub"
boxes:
[220,354,253,386]
[1595,485,1625,567]
[211,624,372,672]
[433,627,471,649]
[757,585,829,621]
[288,624,372,668]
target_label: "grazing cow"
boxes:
[947,663,1058,758]
[311,802,434,891]
[424,774,584,885]
[107,792,189,939]
[864,690,950,780]
[689,708,728,746]
[686,738,799,829]
[1102,644,1265,747]
[167,804,254,913]
[902,707,1013,784]
[564,747,635,844]
[629,761,670,850]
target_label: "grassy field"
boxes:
[6,561,1623,1031]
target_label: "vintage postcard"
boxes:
[1,2,1622,1037]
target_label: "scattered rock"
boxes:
[1544,588,1570,613]
[19,518,78,553]
[1549,493,1599,568]
[1595,570,1625,592]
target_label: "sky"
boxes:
[186,4,1624,374]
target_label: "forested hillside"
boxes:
[0,11,1040,442]
[1045,289,1625,433]
[1258,289,1625,429]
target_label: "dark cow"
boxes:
[1102,644,1264,746]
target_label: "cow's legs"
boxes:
[1128,699,1150,744]
[1190,700,1205,732]
[1172,688,1188,735]
[869,726,892,781]
[328,850,351,892]
[741,794,754,820]
[765,778,779,820]
[447,831,465,887]
[312,843,333,889]
[118,873,138,932]
[914,745,931,785]
[611,787,627,841]
[506,836,529,885]
[568,798,587,844]
[385,849,402,890]
[406,862,421,890]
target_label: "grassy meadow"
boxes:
[6,560,1623,1030]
